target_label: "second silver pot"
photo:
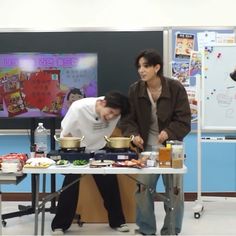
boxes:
[104,135,134,149]
[54,135,84,149]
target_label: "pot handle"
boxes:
[80,136,85,141]
[54,135,60,142]
[104,136,111,143]
[130,135,134,141]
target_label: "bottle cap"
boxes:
[166,143,172,148]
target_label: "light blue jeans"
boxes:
[136,174,184,235]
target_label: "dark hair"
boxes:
[66,88,84,100]
[104,91,130,117]
[135,49,163,76]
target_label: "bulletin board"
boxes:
[202,44,236,130]
[171,28,235,131]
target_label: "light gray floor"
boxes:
[1,201,236,235]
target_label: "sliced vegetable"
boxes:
[72,160,89,166]
[56,160,69,165]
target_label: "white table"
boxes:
[23,165,187,175]
[23,165,187,235]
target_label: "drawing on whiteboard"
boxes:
[216,91,233,107]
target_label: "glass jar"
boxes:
[159,146,172,168]
[167,140,184,168]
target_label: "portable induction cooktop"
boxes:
[47,147,138,162]
[94,148,138,161]
[47,147,92,162]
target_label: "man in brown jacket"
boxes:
[120,49,191,235]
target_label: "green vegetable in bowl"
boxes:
[72,160,89,166]
[56,160,69,165]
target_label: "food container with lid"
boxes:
[166,140,184,168]
[140,151,159,167]
[1,158,21,173]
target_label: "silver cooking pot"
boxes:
[104,135,134,149]
[54,135,84,149]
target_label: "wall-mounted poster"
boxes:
[197,31,235,51]
[172,61,190,86]
[189,51,202,77]
[175,33,194,59]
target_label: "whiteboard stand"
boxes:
[193,45,236,219]
[193,74,205,219]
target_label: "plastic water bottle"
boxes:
[34,122,48,155]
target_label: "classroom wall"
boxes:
[1,0,236,29]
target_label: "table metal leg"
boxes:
[41,203,46,236]
[166,174,175,235]
[34,174,39,235]
[40,191,58,235]
[38,175,84,235]
[50,174,56,211]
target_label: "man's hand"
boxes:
[158,130,168,144]
[132,135,144,151]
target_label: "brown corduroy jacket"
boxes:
[119,76,191,149]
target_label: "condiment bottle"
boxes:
[159,145,172,168]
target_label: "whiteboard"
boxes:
[202,44,236,130]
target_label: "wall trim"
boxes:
[2,192,236,202]
[0,27,164,33]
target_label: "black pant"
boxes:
[51,174,126,231]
